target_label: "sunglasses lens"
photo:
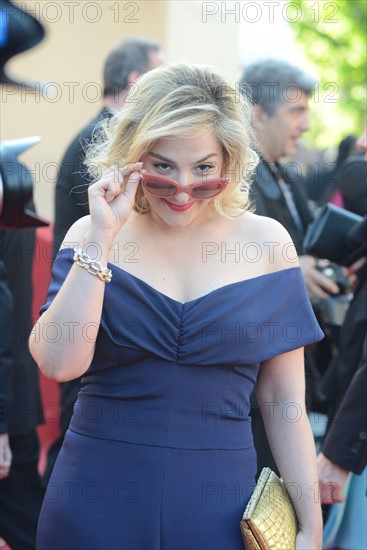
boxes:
[143,175,227,199]
[145,180,176,196]
[192,182,223,199]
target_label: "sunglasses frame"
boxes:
[140,172,230,200]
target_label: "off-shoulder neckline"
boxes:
[58,248,302,307]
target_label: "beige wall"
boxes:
[1,1,239,221]
[166,2,240,81]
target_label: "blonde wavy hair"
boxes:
[86,63,258,218]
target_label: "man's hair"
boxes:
[103,37,161,97]
[239,59,315,116]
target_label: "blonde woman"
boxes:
[31,64,323,549]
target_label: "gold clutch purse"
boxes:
[240,467,298,550]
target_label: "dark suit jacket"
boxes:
[0,229,43,435]
[53,107,112,256]
[320,268,367,416]
[0,259,13,433]
[340,154,367,216]
[250,158,313,254]
[322,336,367,474]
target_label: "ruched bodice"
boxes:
[42,248,323,450]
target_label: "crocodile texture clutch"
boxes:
[240,467,298,549]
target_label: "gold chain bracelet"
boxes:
[73,248,112,283]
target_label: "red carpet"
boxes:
[32,226,61,475]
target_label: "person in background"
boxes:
[0,230,44,550]
[305,135,358,208]
[318,128,367,503]
[318,337,367,504]
[339,151,367,216]
[239,59,339,302]
[239,59,339,475]
[42,37,165,486]
[53,36,165,256]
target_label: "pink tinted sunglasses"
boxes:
[140,172,230,200]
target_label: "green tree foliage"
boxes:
[291,0,366,146]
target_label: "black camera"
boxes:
[315,264,353,342]
[304,205,367,341]
[303,203,366,267]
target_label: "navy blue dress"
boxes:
[37,248,323,550]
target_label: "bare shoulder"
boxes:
[238,212,299,271]
[241,211,293,242]
[59,216,92,251]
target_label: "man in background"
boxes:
[0,230,44,549]
[53,36,164,254]
[318,129,367,504]
[240,59,339,301]
[239,59,339,474]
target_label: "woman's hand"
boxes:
[88,162,143,238]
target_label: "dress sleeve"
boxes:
[176,267,324,366]
[254,267,324,362]
[39,248,74,315]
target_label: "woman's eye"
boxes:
[152,162,172,172]
[197,164,215,173]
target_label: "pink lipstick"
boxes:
[164,200,195,212]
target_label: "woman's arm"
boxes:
[29,218,115,382]
[256,348,323,549]
[29,163,142,382]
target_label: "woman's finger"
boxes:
[102,162,143,200]
[124,170,142,202]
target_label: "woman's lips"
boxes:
[164,200,195,212]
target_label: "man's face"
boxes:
[258,91,310,163]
